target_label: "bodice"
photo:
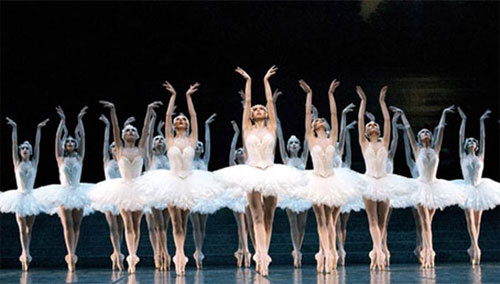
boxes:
[59,157,82,186]
[245,133,275,169]
[363,144,388,178]
[168,146,195,178]
[118,156,144,181]
[192,158,208,171]
[461,154,484,186]
[386,160,394,175]
[310,145,336,177]
[105,160,121,180]
[15,162,36,192]
[287,157,305,170]
[332,151,343,169]
[416,147,439,182]
[150,154,170,170]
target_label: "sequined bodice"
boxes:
[168,146,194,178]
[105,160,121,180]
[461,154,484,186]
[310,145,336,177]
[416,147,439,183]
[118,156,144,181]
[245,133,275,169]
[16,162,36,192]
[59,157,82,186]
[363,144,388,178]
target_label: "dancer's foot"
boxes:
[117,253,124,271]
[473,248,481,266]
[259,254,271,276]
[369,250,376,271]
[383,246,391,267]
[315,252,325,273]
[173,254,188,276]
[154,254,162,270]
[193,251,204,270]
[324,253,334,274]
[65,254,76,272]
[338,247,346,266]
[126,255,140,274]
[330,250,339,271]
[19,253,32,272]
[292,250,302,268]
[377,249,386,270]
[110,253,118,271]
[234,249,243,268]
[429,249,436,268]
[421,249,432,269]
[253,253,261,273]
[162,252,171,271]
[414,245,423,265]
[244,251,252,268]
[369,249,384,271]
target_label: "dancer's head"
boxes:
[173,113,189,132]
[464,137,479,154]
[417,128,433,147]
[109,142,117,157]
[365,121,381,141]
[152,136,166,154]
[195,141,204,155]
[121,124,140,143]
[250,104,268,122]
[19,141,32,160]
[64,136,78,154]
[287,135,301,153]
[312,118,330,135]
[235,147,246,164]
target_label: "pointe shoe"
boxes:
[65,254,76,272]
[173,254,188,276]
[384,248,391,267]
[126,255,140,274]
[414,246,423,265]
[473,248,481,266]
[331,251,339,271]
[338,248,346,266]
[253,253,261,273]
[19,254,31,272]
[193,251,205,270]
[259,254,271,276]
[429,250,436,268]
[467,247,474,265]
[315,252,325,273]
[369,250,376,271]
[234,250,244,268]
[324,254,334,274]
[292,250,302,268]
[421,249,432,269]
[110,253,118,271]
[244,251,252,268]
[376,250,386,270]
[117,253,125,271]
[162,252,171,271]
[154,254,162,270]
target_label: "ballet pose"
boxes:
[91,100,160,273]
[392,105,464,268]
[0,117,49,271]
[454,107,500,265]
[214,66,306,276]
[38,106,94,272]
[356,86,415,271]
[297,79,362,273]
[190,113,220,269]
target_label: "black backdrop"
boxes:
[0,1,499,267]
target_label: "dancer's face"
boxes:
[251,105,268,121]
[465,138,478,153]
[419,128,433,144]
[109,143,117,156]
[365,121,380,138]
[123,126,139,143]
[19,144,32,160]
[64,138,77,153]
[173,115,189,131]
[287,137,301,152]
[312,118,327,132]
[153,136,166,152]
[195,141,204,154]
[235,148,245,163]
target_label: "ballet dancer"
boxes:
[0,117,49,271]
[455,107,500,265]
[91,100,161,273]
[391,105,465,268]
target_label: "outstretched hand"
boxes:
[272,88,283,103]
[480,109,491,121]
[443,105,455,114]
[379,86,388,101]
[37,118,50,128]
[231,120,239,133]
[356,86,367,101]
[186,83,200,96]
[206,113,217,124]
[311,104,319,120]
[162,81,176,95]
[264,65,278,80]
[235,67,251,80]
[346,120,357,129]
[457,106,467,120]
[148,101,163,109]
[298,79,312,94]
[342,103,356,114]
[389,106,404,114]
[56,105,66,119]
[78,106,88,120]
[123,116,136,127]
[6,117,17,127]
[328,79,340,95]
[99,100,115,109]
[99,114,109,124]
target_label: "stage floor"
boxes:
[0,263,498,283]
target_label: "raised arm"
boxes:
[399,124,416,173]
[55,106,67,159]
[139,101,162,150]
[157,120,165,137]
[311,104,319,120]
[388,111,401,161]
[457,107,467,160]
[343,121,357,168]
[33,118,49,167]
[275,116,289,164]
[300,80,313,140]
[163,81,177,141]
[365,111,376,122]
[390,106,419,158]
[328,79,340,144]
[263,66,278,131]
[6,117,19,165]
[75,106,87,160]
[478,109,491,161]
[434,105,455,153]
[356,86,368,147]
[379,86,390,148]
[99,101,122,149]
[185,83,199,143]
[99,114,111,165]
[235,67,252,133]
[145,110,157,163]
[123,116,136,128]
[203,113,216,166]
[229,120,240,166]
[338,103,355,157]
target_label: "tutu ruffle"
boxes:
[361,173,416,203]
[143,169,224,211]
[295,168,364,207]
[414,178,465,210]
[0,189,48,216]
[341,197,365,213]
[220,187,248,213]
[36,183,94,216]
[452,178,500,211]
[214,164,307,198]
[90,177,150,212]
[277,197,312,213]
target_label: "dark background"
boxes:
[1,1,499,268]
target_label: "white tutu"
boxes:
[295,168,364,208]
[0,189,48,216]
[220,187,248,213]
[452,178,500,211]
[90,176,150,212]
[214,164,307,198]
[143,169,224,211]
[413,178,466,210]
[277,197,312,213]
[361,173,416,204]
[341,197,365,213]
[36,183,94,216]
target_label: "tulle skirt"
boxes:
[36,183,94,216]
[295,168,364,207]
[452,178,500,211]
[143,169,224,211]
[414,178,466,210]
[277,197,312,213]
[221,186,248,213]
[0,189,48,216]
[361,173,416,205]
[214,164,308,198]
[90,177,149,212]
[341,197,365,213]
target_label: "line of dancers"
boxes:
[1,66,499,277]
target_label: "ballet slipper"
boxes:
[126,255,140,274]
[383,247,391,267]
[110,253,117,271]
[292,250,302,268]
[467,247,474,265]
[338,247,346,266]
[154,253,162,270]
[414,245,423,265]
[162,252,171,271]
[173,254,188,276]
[244,251,252,268]
[253,253,261,273]
[369,250,376,271]
[331,250,338,271]
[324,253,334,274]
[65,254,76,272]
[117,253,125,271]
[259,254,271,276]
[429,249,436,268]
[19,253,31,272]
[376,249,386,271]
[234,249,243,268]
[193,251,204,270]
[315,252,325,273]
[474,248,481,266]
